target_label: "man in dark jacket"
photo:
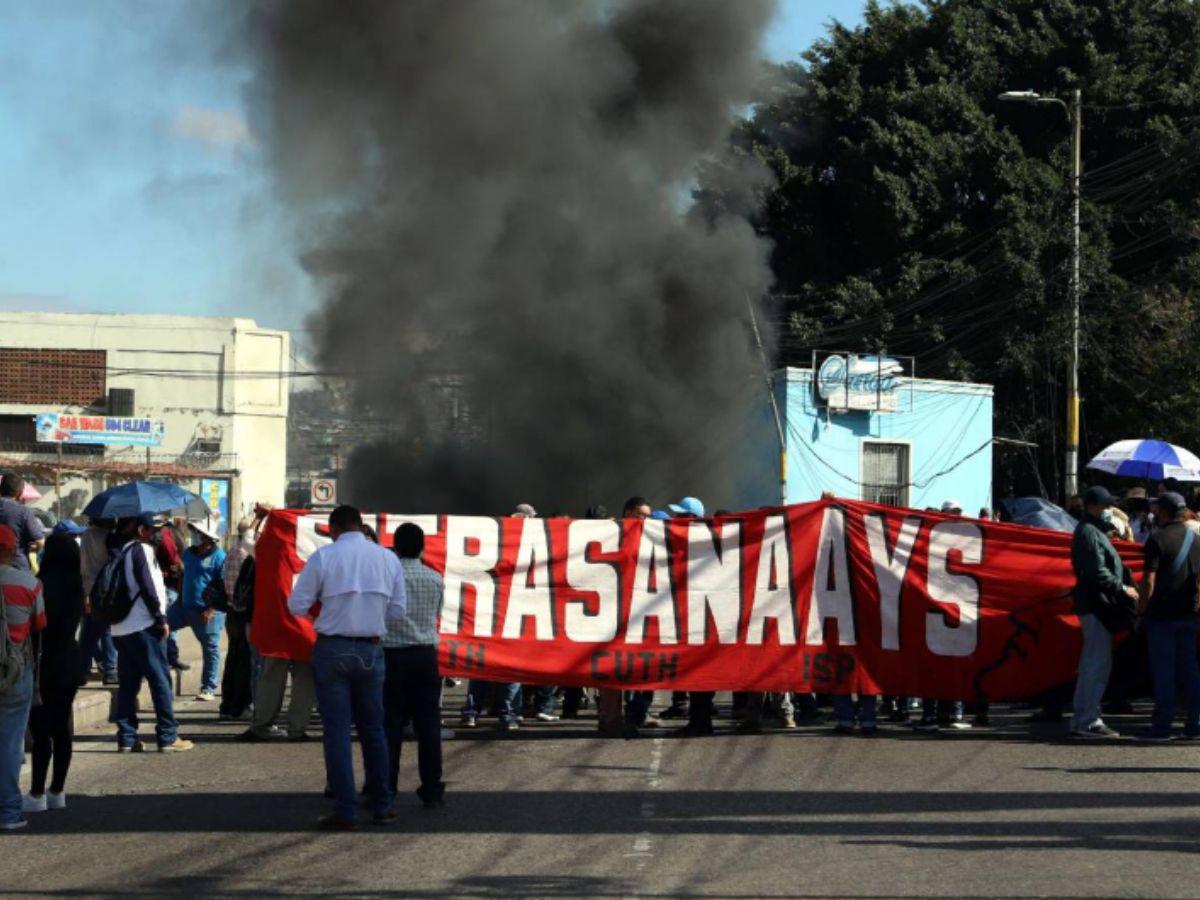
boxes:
[1135,491,1200,741]
[1070,486,1136,739]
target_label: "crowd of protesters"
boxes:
[2,473,1200,831]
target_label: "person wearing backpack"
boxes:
[108,514,193,753]
[218,512,263,720]
[1136,491,1200,741]
[0,524,46,831]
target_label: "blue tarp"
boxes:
[1000,497,1077,534]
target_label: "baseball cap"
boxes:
[513,503,538,518]
[650,509,671,520]
[52,520,86,536]
[1083,485,1117,507]
[940,499,963,514]
[0,525,16,551]
[667,497,705,518]
[135,512,165,529]
[1155,491,1186,514]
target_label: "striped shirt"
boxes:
[1,564,46,648]
[383,558,443,648]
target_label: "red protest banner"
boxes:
[250,500,1140,699]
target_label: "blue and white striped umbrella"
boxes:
[1086,439,1200,482]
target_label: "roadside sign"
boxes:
[311,478,337,507]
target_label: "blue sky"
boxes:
[0,1,865,335]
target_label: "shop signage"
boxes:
[816,354,904,412]
[35,412,165,447]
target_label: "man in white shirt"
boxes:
[110,513,193,753]
[288,505,407,830]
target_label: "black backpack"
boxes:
[92,545,139,626]
[229,556,256,616]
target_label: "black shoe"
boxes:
[287,732,311,742]
[372,808,397,825]
[170,661,192,672]
[658,705,688,720]
[117,740,146,753]
[316,814,357,831]
[102,673,119,686]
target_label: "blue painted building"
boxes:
[738,359,994,514]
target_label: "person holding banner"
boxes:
[1069,485,1134,739]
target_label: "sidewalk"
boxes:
[73,630,221,733]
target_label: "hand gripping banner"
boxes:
[250,499,1141,699]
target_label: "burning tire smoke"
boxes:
[238,0,777,514]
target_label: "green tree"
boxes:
[699,0,1200,496]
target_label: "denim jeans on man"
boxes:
[312,637,390,820]
[1143,616,1200,737]
[0,665,34,826]
[78,612,117,678]
[114,627,179,749]
[185,607,226,694]
[834,694,878,728]
[1071,612,1113,730]
[382,645,444,804]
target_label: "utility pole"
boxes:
[1065,88,1082,500]
[746,294,788,507]
[998,88,1082,500]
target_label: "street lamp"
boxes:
[998,88,1083,501]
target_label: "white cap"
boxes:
[189,516,222,542]
[940,499,963,513]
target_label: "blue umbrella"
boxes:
[81,482,206,520]
[1086,439,1200,482]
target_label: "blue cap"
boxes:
[650,509,671,520]
[1083,485,1116,507]
[666,496,705,518]
[52,520,86,536]
[135,512,164,529]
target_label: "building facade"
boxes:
[0,312,290,528]
[740,358,994,514]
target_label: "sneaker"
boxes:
[21,794,46,813]
[371,808,397,826]
[195,691,216,702]
[501,721,519,732]
[947,720,973,731]
[535,712,560,722]
[236,727,281,742]
[780,716,797,729]
[102,673,119,686]
[0,820,28,831]
[159,739,195,752]
[316,814,357,831]
[640,716,662,729]
[286,732,311,743]
[460,715,477,729]
[46,792,65,810]
[443,677,461,687]
[1070,722,1121,739]
[118,741,146,753]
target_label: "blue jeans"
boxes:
[114,627,179,749]
[312,637,390,820]
[1071,613,1112,730]
[0,666,34,826]
[1144,617,1200,737]
[530,684,556,716]
[834,694,878,728]
[185,607,225,693]
[79,613,117,678]
[497,683,523,724]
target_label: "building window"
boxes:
[862,442,910,508]
[0,349,106,406]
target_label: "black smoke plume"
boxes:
[239,0,777,514]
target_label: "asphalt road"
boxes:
[8,692,1200,899]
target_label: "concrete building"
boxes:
[740,355,994,514]
[0,312,290,529]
